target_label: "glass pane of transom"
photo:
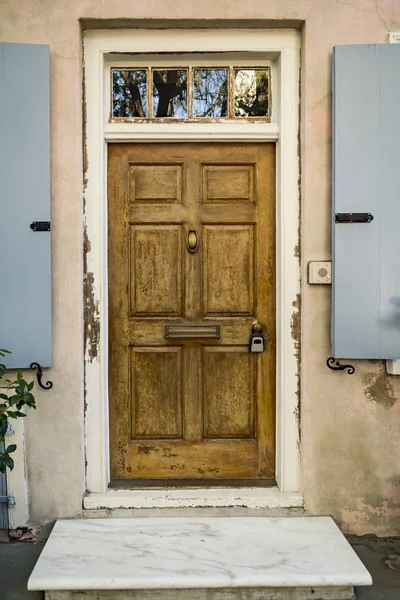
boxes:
[112,69,148,118]
[234,69,270,118]
[152,69,188,118]
[193,69,228,118]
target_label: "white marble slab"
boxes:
[28,516,372,591]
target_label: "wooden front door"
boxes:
[108,143,275,483]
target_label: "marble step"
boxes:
[28,516,372,600]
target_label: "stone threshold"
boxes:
[83,487,303,510]
[28,516,372,597]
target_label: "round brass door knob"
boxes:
[187,230,199,253]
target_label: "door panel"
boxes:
[203,165,254,203]
[108,143,275,482]
[203,225,254,316]
[129,225,183,316]
[130,164,182,203]
[130,347,183,439]
[202,347,255,439]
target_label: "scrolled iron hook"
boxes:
[30,362,53,390]
[326,357,355,375]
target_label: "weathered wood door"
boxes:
[108,143,275,483]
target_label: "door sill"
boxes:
[83,486,303,510]
[109,478,277,489]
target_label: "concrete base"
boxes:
[0,529,10,543]
[45,587,356,600]
[0,541,45,600]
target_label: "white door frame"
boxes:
[83,27,302,509]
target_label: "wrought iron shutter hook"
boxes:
[30,362,53,390]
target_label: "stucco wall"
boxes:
[0,0,400,535]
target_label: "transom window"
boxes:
[111,66,271,121]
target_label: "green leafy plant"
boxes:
[0,349,36,473]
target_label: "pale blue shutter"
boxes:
[332,44,400,359]
[0,43,51,368]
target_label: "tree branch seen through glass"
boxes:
[112,70,148,118]
[234,69,269,117]
[153,70,188,118]
[193,69,228,118]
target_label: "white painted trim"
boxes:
[84,487,302,510]
[84,28,301,502]
[87,28,301,54]
[104,123,280,143]
[6,418,28,528]
[389,32,400,44]
[275,47,301,492]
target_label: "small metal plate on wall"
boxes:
[308,261,332,284]
[335,213,373,223]
[165,325,220,340]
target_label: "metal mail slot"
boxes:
[165,325,220,340]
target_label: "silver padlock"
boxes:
[250,332,265,353]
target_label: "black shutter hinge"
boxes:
[30,221,50,232]
[335,213,373,223]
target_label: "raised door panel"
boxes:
[130,347,183,440]
[202,165,254,203]
[129,225,183,316]
[202,225,254,316]
[129,164,182,203]
[202,347,255,439]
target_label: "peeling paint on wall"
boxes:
[82,40,99,365]
[83,247,100,363]
[364,361,397,408]
[291,294,301,438]
[342,497,400,536]
[293,58,302,438]
[82,39,89,191]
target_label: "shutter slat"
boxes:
[377,45,400,358]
